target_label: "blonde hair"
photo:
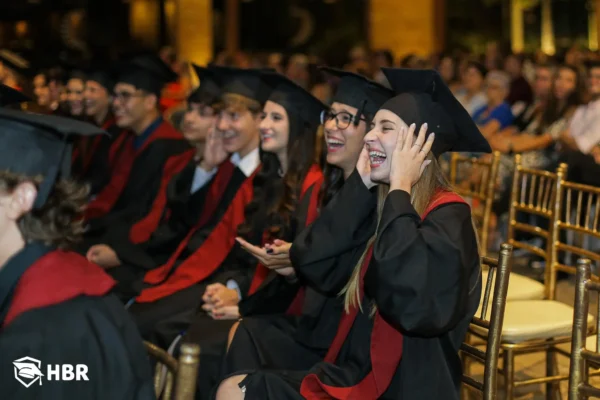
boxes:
[221,93,262,115]
[340,155,452,314]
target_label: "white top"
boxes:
[190,147,261,194]
[569,99,600,154]
[455,90,488,116]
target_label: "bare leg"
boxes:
[216,374,248,400]
[227,320,241,351]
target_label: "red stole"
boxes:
[2,251,115,328]
[128,149,196,244]
[85,121,182,220]
[247,165,324,301]
[136,167,261,303]
[300,190,467,399]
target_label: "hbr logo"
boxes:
[13,357,89,388]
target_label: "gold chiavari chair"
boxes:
[568,259,600,400]
[144,341,201,400]
[462,244,513,399]
[490,172,600,399]
[449,151,501,257]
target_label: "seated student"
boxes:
[0,109,153,399]
[72,66,124,195]
[81,55,192,250]
[473,70,514,139]
[85,65,226,299]
[216,68,487,400]
[166,73,330,398]
[126,68,270,329]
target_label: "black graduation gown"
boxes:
[80,120,191,251]
[220,176,481,400]
[105,160,246,301]
[177,177,323,400]
[0,243,154,400]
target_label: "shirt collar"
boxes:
[133,117,163,150]
[230,147,260,177]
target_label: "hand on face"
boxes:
[356,146,376,189]
[86,244,121,268]
[389,123,435,193]
[200,126,228,171]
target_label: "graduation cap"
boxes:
[263,72,327,129]
[0,50,30,76]
[381,68,491,156]
[189,64,222,105]
[0,84,30,106]
[216,66,272,105]
[319,67,393,122]
[86,65,117,93]
[117,54,177,96]
[0,108,106,208]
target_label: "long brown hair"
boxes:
[0,171,88,249]
[340,154,451,313]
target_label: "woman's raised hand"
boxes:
[389,123,435,194]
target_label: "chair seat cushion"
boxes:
[499,300,593,343]
[481,270,544,302]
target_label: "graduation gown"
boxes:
[221,176,481,400]
[72,116,126,196]
[177,165,324,399]
[81,119,191,250]
[0,243,154,400]
[105,159,242,301]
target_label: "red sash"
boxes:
[300,190,467,399]
[3,251,115,328]
[85,122,183,220]
[247,165,324,296]
[136,167,261,303]
[129,149,196,243]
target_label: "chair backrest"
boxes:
[549,178,600,299]
[568,259,600,400]
[462,243,513,399]
[449,151,501,256]
[144,341,200,400]
[506,155,566,285]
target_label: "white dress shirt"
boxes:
[569,99,600,154]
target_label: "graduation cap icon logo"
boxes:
[13,357,44,388]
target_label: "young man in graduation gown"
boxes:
[0,109,154,400]
[80,55,192,252]
[217,69,487,400]
[72,66,124,195]
[126,67,271,340]
[86,65,228,300]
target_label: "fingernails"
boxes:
[423,123,428,130]
[429,133,435,140]
[411,123,416,129]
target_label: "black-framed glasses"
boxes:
[320,110,366,130]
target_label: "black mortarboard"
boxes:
[0,50,30,76]
[0,109,106,208]
[262,72,326,129]
[189,64,222,105]
[0,84,30,106]
[117,54,177,96]
[216,67,272,105]
[381,68,491,156]
[319,67,393,121]
[86,65,116,92]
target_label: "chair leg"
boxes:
[545,348,555,400]
[503,348,515,400]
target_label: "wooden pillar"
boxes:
[129,0,160,49]
[225,0,240,53]
[174,0,212,65]
[590,0,599,51]
[369,0,440,60]
[540,0,555,55]
[510,0,524,53]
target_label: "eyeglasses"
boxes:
[320,110,366,130]
[112,91,146,102]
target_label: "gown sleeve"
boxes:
[365,189,481,337]
[290,170,377,295]
[0,296,155,400]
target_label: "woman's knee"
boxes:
[215,374,247,400]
